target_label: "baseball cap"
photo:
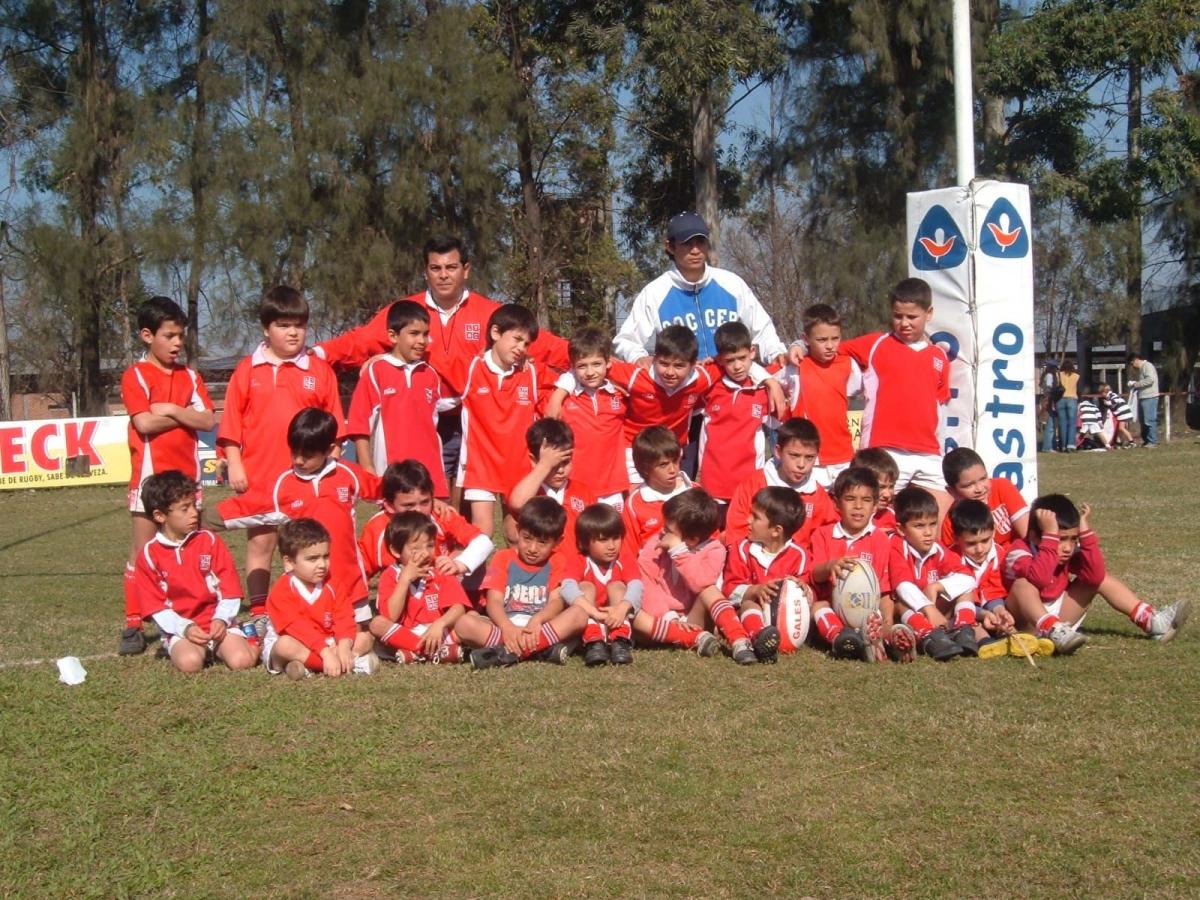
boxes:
[667,212,710,243]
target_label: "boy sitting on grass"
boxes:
[133,470,255,674]
[571,503,641,667]
[939,447,1028,548]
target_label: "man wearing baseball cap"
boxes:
[614,212,786,367]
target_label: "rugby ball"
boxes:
[775,579,811,654]
[832,559,881,629]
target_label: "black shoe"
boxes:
[831,628,866,660]
[154,643,170,661]
[921,627,965,661]
[753,625,780,663]
[118,626,146,656]
[951,624,980,657]
[583,640,610,667]
[541,642,571,664]
[470,647,519,670]
[609,638,634,666]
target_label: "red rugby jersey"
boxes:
[578,549,640,607]
[723,462,838,550]
[696,376,771,501]
[358,505,491,580]
[122,360,213,488]
[267,573,355,651]
[621,474,693,551]
[842,332,950,456]
[781,354,862,466]
[810,522,894,601]
[958,543,1008,604]
[539,478,597,553]
[873,506,898,536]
[723,538,811,603]
[607,359,714,445]
[939,477,1029,548]
[888,536,976,609]
[556,381,628,496]
[134,529,242,633]
[375,567,469,626]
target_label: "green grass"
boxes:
[2,444,1199,897]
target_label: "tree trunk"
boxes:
[691,85,720,264]
[270,16,311,289]
[76,0,106,416]
[185,0,211,363]
[1125,58,1143,352]
[0,275,10,421]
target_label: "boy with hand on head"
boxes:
[723,487,813,663]
[571,503,641,667]
[454,497,588,670]
[368,512,469,664]
[724,417,838,549]
[1002,495,1191,654]
[345,300,451,494]
[780,304,862,487]
[850,448,900,534]
[542,326,629,508]
[622,426,692,550]
[507,419,597,550]
[939,447,1028,549]
[216,286,345,623]
[119,297,215,656]
[637,488,760,665]
[132,471,256,674]
[358,460,493,582]
[457,303,559,536]
[263,518,377,679]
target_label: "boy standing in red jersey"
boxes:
[457,304,559,536]
[216,287,345,621]
[263,519,377,679]
[724,418,837,550]
[839,278,952,518]
[119,297,215,656]
[781,304,861,487]
[939,447,1028,548]
[507,419,597,550]
[621,426,692,550]
[346,300,449,496]
[133,471,256,673]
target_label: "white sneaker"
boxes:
[1047,621,1087,655]
[1149,599,1192,642]
[352,651,380,675]
[694,631,719,657]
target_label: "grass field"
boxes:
[1,443,1198,897]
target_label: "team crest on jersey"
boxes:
[932,357,944,372]
[752,404,764,418]
[323,611,333,629]
[476,386,490,395]
[858,552,874,565]
[335,486,349,503]
[424,387,434,404]
[198,554,212,572]
[425,592,440,612]
[569,497,585,513]
[383,387,397,396]
[928,566,940,581]
[517,386,530,404]
[303,375,316,391]
[609,395,622,410]
[711,402,722,414]
[464,322,480,342]
[290,499,304,510]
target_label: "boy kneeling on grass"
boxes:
[133,470,256,674]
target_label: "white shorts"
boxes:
[353,598,371,624]
[1080,423,1102,435]
[129,484,203,514]
[507,613,532,629]
[597,492,625,512]
[463,488,497,502]
[882,449,946,492]
[625,448,643,486]
[813,462,850,489]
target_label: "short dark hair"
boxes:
[894,486,939,524]
[775,417,821,451]
[851,447,900,484]
[387,300,429,333]
[662,488,719,542]
[137,296,187,334]
[574,503,625,555]
[423,234,469,265]
[487,303,539,345]
[942,447,986,488]
[278,517,330,559]
[569,325,612,364]
[751,486,806,536]
[1126,351,1145,364]
[287,408,338,456]
[1028,493,1080,539]
[141,470,196,518]
[832,466,879,499]
[802,303,841,334]
[949,499,994,537]
[631,426,682,478]
[526,418,573,456]
[385,510,437,555]
[889,277,932,310]
[381,459,434,502]
[259,285,309,327]
[654,324,698,363]
[714,321,752,355]
[517,495,567,542]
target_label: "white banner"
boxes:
[907,180,1038,499]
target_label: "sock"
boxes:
[740,608,765,639]
[901,609,934,639]
[709,599,748,643]
[814,608,844,643]
[583,621,605,644]
[609,621,632,642]
[1130,601,1154,633]
[650,615,701,648]
[952,601,978,629]
[123,563,142,629]
[381,624,424,654]
[521,622,560,659]
[1036,613,1061,635]
[249,594,268,618]
[304,651,324,672]
[484,625,503,648]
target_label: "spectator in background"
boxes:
[1098,382,1136,448]
[1040,360,1061,453]
[1077,392,1108,450]
[1056,360,1080,453]
[1128,351,1160,448]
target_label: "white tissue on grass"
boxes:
[56,656,87,685]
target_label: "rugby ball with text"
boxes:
[775,579,811,654]
[832,559,881,629]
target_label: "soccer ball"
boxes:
[832,559,881,630]
[775,579,811,654]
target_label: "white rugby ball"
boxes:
[832,559,881,629]
[775,579,811,654]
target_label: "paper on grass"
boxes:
[56,656,87,685]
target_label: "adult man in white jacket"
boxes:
[615,212,788,366]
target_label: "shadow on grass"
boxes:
[0,505,124,554]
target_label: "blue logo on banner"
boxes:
[979,198,1029,258]
[912,206,968,270]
